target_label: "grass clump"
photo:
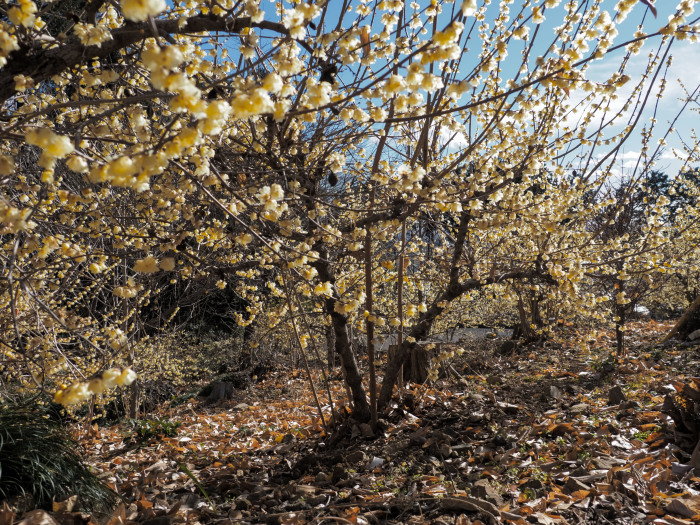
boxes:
[0,399,118,514]
[126,417,181,443]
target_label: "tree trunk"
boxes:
[517,296,536,342]
[325,319,336,372]
[312,246,371,422]
[663,294,700,342]
[615,302,626,356]
[330,310,370,421]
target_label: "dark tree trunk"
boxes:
[328,310,370,421]
[326,320,336,372]
[616,307,626,356]
[312,245,371,422]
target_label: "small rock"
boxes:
[689,329,700,341]
[471,479,504,506]
[569,403,590,415]
[315,471,330,482]
[345,450,367,464]
[608,385,626,405]
[550,385,564,400]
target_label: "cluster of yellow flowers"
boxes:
[8,0,37,28]
[133,255,175,273]
[54,368,137,406]
[73,23,113,47]
[0,197,35,234]
[0,24,20,67]
[25,128,74,170]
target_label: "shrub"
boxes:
[0,399,117,513]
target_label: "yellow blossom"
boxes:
[120,0,166,22]
[8,0,38,28]
[159,257,175,271]
[133,255,160,273]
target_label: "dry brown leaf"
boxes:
[105,504,126,525]
[360,26,371,57]
[548,422,576,437]
[16,510,59,525]
[0,503,16,525]
[52,496,78,513]
[666,496,700,518]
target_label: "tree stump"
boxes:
[405,345,429,383]
[207,382,235,403]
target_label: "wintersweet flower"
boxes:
[133,255,160,273]
[118,369,137,386]
[73,23,113,46]
[26,128,74,169]
[314,282,333,296]
[8,0,37,28]
[159,257,175,271]
[66,156,89,173]
[0,155,14,175]
[461,0,477,16]
[120,0,166,22]
[101,368,121,388]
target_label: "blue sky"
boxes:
[249,0,698,177]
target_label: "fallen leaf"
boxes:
[16,510,59,525]
[0,503,15,525]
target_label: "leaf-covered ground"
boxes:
[38,321,700,524]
